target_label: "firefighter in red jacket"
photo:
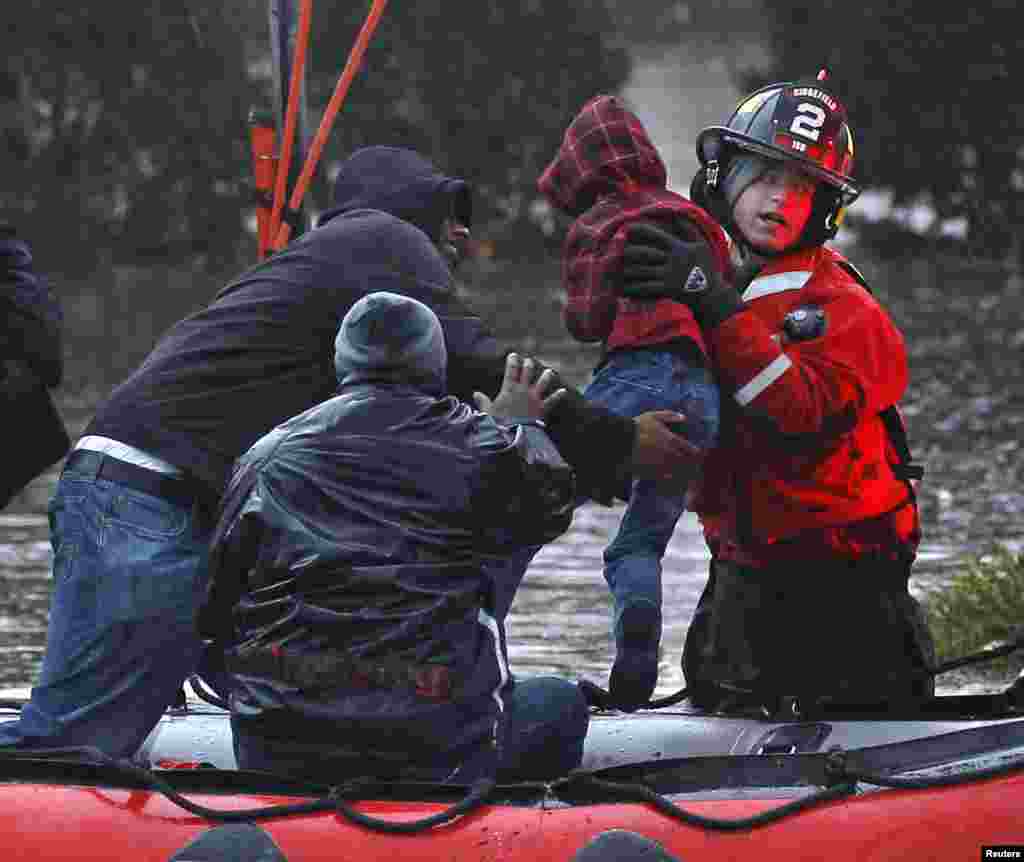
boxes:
[620,73,936,710]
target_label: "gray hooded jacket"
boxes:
[201,292,575,764]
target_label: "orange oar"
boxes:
[267,0,314,251]
[271,0,389,252]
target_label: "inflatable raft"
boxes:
[1,686,1022,861]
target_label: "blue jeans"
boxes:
[233,675,590,783]
[584,348,719,630]
[0,458,212,758]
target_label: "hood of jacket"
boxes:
[334,291,447,396]
[538,94,668,217]
[317,146,472,244]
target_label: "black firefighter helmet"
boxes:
[691,70,861,251]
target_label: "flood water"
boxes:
[3,252,1023,700]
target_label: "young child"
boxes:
[538,94,732,711]
[619,72,936,710]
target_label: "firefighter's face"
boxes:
[732,162,816,252]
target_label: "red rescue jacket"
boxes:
[694,245,921,567]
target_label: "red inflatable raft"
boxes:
[1,691,1022,861]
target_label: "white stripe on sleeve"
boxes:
[734,354,793,406]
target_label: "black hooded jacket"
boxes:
[1,232,63,387]
[85,146,633,498]
[1,231,69,507]
[317,145,473,236]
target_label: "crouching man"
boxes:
[199,292,587,783]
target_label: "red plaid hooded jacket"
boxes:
[538,94,732,353]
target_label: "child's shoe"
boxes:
[608,599,661,711]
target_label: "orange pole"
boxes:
[248,109,279,259]
[271,0,389,251]
[268,0,314,247]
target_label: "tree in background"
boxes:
[744,0,1023,263]
[2,1,630,270]
[1,0,254,274]
[305,0,630,255]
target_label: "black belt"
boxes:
[64,448,205,509]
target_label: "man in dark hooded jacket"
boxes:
[1,224,69,509]
[203,291,587,782]
[0,146,699,759]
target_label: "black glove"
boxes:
[620,221,742,329]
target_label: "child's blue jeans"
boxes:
[584,345,719,699]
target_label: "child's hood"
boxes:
[538,94,667,217]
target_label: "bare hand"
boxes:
[473,353,568,422]
[629,410,705,482]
